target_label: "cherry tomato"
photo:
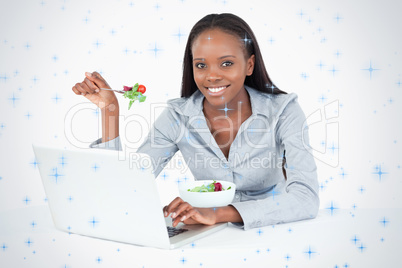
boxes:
[137,84,146,94]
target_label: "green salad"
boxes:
[122,83,147,110]
[187,180,231,192]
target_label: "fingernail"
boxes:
[95,89,100,93]
[81,93,86,96]
[85,72,92,77]
[164,211,168,217]
[181,216,186,221]
[171,212,176,218]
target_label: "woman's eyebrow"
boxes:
[193,55,236,61]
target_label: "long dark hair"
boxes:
[181,13,286,97]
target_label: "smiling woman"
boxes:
[72,13,319,231]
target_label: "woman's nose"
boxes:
[206,68,222,82]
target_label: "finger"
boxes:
[173,208,198,227]
[74,83,88,96]
[72,85,82,95]
[173,217,184,227]
[172,211,190,227]
[180,208,198,222]
[171,202,193,219]
[79,82,95,95]
[83,77,99,93]
[163,206,169,217]
[85,71,108,89]
[165,197,185,215]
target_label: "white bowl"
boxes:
[178,180,236,208]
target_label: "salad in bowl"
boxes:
[178,180,236,208]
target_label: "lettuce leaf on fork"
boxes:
[123,83,147,110]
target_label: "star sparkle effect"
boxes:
[175,177,182,185]
[93,40,103,49]
[8,92,20,107]
[25,238,33,247]
[59,155,67,168]
[351,235,360,245]
[179,257,187,264]
[339,168,348,179]
[217,102,234,117]
[52,94,61,104]
[372,164,388,181]
[24,42,32,50]
[149,42,162,58]
[92,163,100,172]
[241,33,251,45]
[89,217,100,228]
[0,73,10,82]
[173,28,185,43]
[160,172,169,180]
[95,256,102,264]
[317,61,326,70]
[304,245,317,259]
[328,65,339,76]
[379,217,389,227]
[265,83,276,94]
[25,112,32,119]
[361,61,380,79]
[32,76,39,84]
[357,243,367,253]
[318,94,328,103]
[297,9,305,19]
[300,72,309,80]
[328,142,339,154]
[270,187,280,201]
[30,158,39,169]
[49,167,64,183]
[23,196,31,205]
[325,201,339,215]
[334,13,343,23]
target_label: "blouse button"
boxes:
[235,194,240,199]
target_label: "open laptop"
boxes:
[32,144,227,249]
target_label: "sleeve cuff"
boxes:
[227,204,244,229]
[89,136,122,151]
[229,201,262,231]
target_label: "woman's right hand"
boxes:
[72,72,118,109]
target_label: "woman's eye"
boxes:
[222,61,233,67]
[195,63,206,69]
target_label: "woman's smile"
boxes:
[206,85,230,96]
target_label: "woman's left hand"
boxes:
[163,197,217,227]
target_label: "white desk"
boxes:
[0,205,400,267]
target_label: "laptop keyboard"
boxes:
[167,226,188,238]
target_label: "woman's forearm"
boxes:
[215,205,243,224]
[101,102,119,143]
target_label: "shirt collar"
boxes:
[175,85,272,118]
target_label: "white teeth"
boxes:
[208,86,227,93]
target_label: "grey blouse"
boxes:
[90,86,319,230]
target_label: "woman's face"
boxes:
[191,28,255,109]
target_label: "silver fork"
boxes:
[100,88,125,94]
